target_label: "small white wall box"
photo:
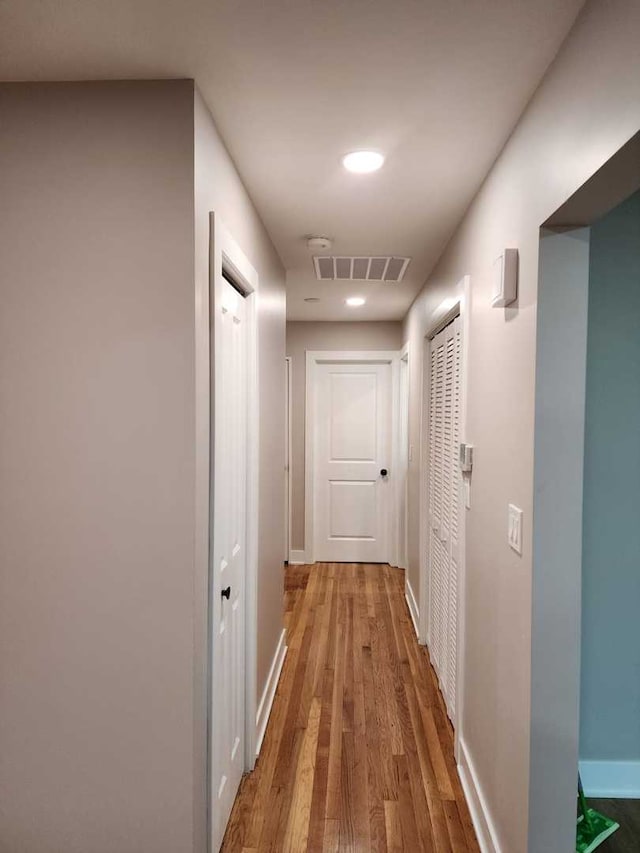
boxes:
[492,248,518,307]
[459,442,473,473]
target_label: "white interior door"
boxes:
[211,275,247,850]
[313,360,392,563]
[427,316,462,723]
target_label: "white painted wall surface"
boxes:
[402,2,640,849]
[0,81,196,853]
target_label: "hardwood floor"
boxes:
[221,562,479,852]
[587,799,640,853]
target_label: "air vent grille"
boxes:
[313,256,411,282]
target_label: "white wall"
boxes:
[0,80,287,853]
[402,1,640,850]
[0,81,196,853]
[285,320,403,554]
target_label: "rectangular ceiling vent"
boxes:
[313,256,411,283]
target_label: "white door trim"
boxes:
[304,350,401,566]
[398,344,410,571]
[418,277,470,762]
[285,356,292,563]
[209,213,260,853]
[456,276,471,763]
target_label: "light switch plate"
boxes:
[508,504,523,555]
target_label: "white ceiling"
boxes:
[0,0,584,321]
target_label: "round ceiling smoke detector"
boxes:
[307,236,332,252]
[304,297,320,303]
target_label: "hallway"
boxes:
[222,563,479,852]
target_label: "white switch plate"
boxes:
[508,504,523,555]
[463,477,471,510]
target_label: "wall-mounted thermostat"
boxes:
[492,248,518,307]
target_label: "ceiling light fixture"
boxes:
[345,296,366,307]
[342,150,384,174]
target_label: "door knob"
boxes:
[221,586,231,600]
[380,468,388,477]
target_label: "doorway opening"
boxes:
[579,188,640,851]
[529,131,640,853]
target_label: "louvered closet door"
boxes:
[428,316,462,724]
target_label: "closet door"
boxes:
[445,319,462,722]
[428,316,462,724]
[428,332,446,683]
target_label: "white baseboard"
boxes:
[288,550,308,565]
[255,628,287,756]
[458,739,502,853]
[405,577,420,638]
[580,760,640,798]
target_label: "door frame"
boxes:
[304,350,402,566]
[397,344,410,572]
[418,277,470,759]
[208,213,260,850]
[284,356,292,562]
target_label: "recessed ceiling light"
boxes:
[345,296,366,307]
[304,297,321,303]
[342,151,384,174]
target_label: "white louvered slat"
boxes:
[428,347,438,536]
[428,336,446,678]
[428,343,441,671]
[446,327,462,718]
[427,316,463,724]
[440,334,454,698]
[430,536,442,669]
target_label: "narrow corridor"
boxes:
[222,563,479,852]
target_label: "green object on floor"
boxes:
[576,774,619,853]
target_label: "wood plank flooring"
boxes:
[587,799,640,853]
[221,563,479,852]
